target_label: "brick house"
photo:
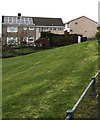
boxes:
[2,13,64,45]
[66,16,97,38]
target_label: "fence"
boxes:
[66,70,100,120]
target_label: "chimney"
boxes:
[18,13,21,17]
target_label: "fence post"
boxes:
[66,110,74,120]
[91,77,96,96]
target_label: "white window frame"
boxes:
[28,37,34,42]
[23,27,27,30]
[7,37,18,45]
[29,27,34,30]
[50,27,52,30]
[53,27,56,30]
[7,27,18,32]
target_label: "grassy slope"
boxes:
[2,40,98,118]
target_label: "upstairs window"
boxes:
[53,27,56,30]
[39,28,43,32]
[43,27,48,32]
[23,27,27,30]
[29,27,34,30]
[7,27,18,32]
[50,27,52,30]
[58,27,64,30]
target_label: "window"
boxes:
[75,22,78,24]
[43,27,48,32]
[50,27,52,30]
[70,29,73,32]
[23,27,27,30]
[39,28,43,32]
[53,27,56,30]
[7,27,18,32]
[58,27,63,30]
[7,37,18,45]
[23,37,34,43]
[58,28,61,30]
[28,37,34,42]
[61,27,64,30]
[29,27,34,30]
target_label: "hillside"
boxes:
[2,40,98,118]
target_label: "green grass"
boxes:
[2,40,98,118]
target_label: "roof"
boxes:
[2,16,34,26]
[2,15,64,26]
[66,16,97,24]
[32,17,64,26]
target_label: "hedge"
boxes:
[40,32,83,47]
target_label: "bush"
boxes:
[81,37,87,42]
[96,31,100,39]
[40,32,82,47]
[20,41,27,47]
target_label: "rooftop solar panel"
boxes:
[3,16,34,25]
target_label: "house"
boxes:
[2,13,64,45]
[66,16,97,38]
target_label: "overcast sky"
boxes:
[0,0,99,35]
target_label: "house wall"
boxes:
[35,26,64,40]
[2,25,36,45]
[2,26,7,45]
[68,17,97,38]
[50,29,64,35]
[2,24,64,45]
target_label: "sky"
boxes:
[0,0,99,36]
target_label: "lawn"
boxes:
[2,40,98,118]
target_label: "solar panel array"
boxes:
[3,16,34,25]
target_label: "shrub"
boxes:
[40,32,83,48]
[96,31,100,39]
[20,41,27,47]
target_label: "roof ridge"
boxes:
[2,15,62,19]
[66,16,97,24]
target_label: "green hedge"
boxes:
[96,27,100,43]
[41,32,82,47]
[96,27,100,39]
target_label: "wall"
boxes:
[50,29,64,35]
[68,17,97,38]
[35,26,64,40]
[2,25,36,45]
